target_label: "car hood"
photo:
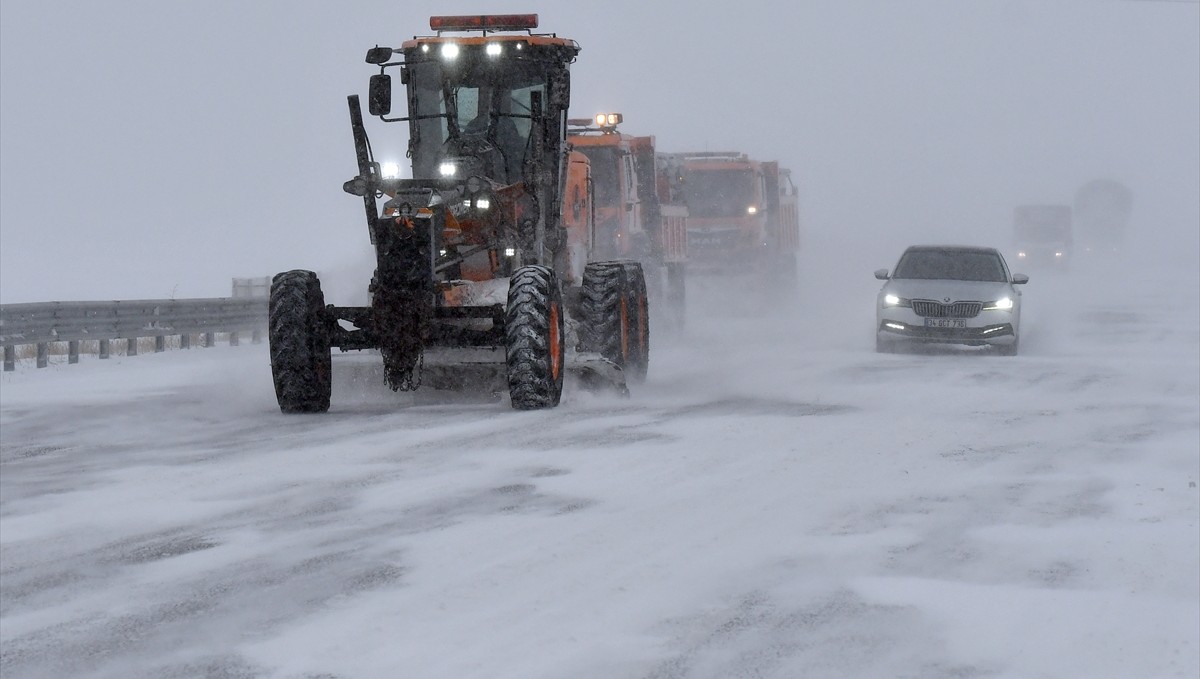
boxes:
[881,278,1014,302]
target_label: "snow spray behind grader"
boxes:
[268,14,649,412]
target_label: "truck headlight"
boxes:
[438,162,457,177]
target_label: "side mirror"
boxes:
[368,74,392,116]
[874,269,890,280]
[365,47,394,65]
[1012,273,1029,285]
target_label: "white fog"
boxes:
[1,1,1197,677]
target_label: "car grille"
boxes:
[912,300,983,318]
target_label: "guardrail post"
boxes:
[4,346,14,371]
[127,338,138,356]
[229,331,239,347]
[181,333,191,350]
[100,339,110,359]
[68,340,80,364]
[155,335,165,353]
[37,342,48,368]
[204,332,215,348]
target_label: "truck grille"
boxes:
[687,229,741,252]
[912,300,982,318]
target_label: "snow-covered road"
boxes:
[2,255,1197,678]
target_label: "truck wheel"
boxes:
[580,261,637,378]
[269,270,332,413]
[619,261,650,383]
[505,266,565,410]
[665,262,687,332]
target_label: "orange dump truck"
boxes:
[568,113,688,329]
[658,152,799,289]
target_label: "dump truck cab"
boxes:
[569,114,689,329]
[1012,204,1073,269]
[659,152,799,286]
[567,113,648,260]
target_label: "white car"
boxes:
[875,245,1027,355]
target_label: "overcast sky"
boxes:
[1,0,1197,303]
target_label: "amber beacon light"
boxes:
[429,14,539,32]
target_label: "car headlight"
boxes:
[984,297,1014,310]
[1018,252,1027,258]
[883,294,911,308]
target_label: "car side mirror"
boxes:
[368,74,392,116]
[874,269,889,280]
[1012,273,1029,285]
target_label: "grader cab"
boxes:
[268,14,649,412]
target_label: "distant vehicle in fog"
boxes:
[1013,204,1073,269]
[1074,178,1133,255]
[875,246,1028,356]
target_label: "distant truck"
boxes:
[1013,204,1073,268]
[657,152,800,290]
[1073,179,1133,255]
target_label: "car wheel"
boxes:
[996,337,1019,357]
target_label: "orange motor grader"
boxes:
[268,14,648,412]
[567,113,688,330]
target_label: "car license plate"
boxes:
[925,318,966,329]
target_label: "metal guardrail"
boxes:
[0,298,268,371]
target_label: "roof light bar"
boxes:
[430,14,539,32]
[594,112,623,128]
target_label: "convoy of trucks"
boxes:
[266,13,803,412]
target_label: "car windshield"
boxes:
[893,249,1008,282]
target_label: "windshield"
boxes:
[578,147,621,208]
[409,60,547,183]
[681,168,757,218]
[893,249,1008,282]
